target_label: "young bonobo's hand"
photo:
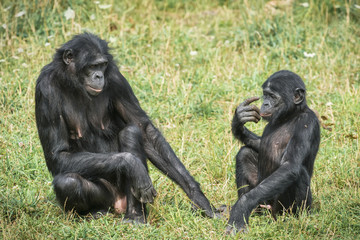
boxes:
[225,196,252,235]
[130,159,157,203]
[235,97,261,125]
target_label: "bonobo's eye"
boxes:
[100,62,108,69]
[264,91,276,99]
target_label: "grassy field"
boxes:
[0,0,359,239]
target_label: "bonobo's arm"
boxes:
[35,77,156,203]
[232,97,261,151]
[112,71,215,218]
[227,117,318,234]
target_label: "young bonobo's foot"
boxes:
[216,204,231,219]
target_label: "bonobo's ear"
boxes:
[63,49,73,65]
[294,88,305,105]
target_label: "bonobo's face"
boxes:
[260,70,306,123]
[83,56,108,96]
[63,49,108,96]
[260,86,284,122]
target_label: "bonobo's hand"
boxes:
[189,188,217,218]
[130,159,157,203]
[235,97,261,125]
[225,208,248,235]
[225,196,252,235]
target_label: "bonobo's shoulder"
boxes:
[303,107,319,120]
[296,107,320,128]
[35,65,61,101]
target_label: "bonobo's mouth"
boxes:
[86,85,103,96]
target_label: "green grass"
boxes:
[1,0,359,239]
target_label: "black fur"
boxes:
[227,70,320,233]
[35,33,215,222]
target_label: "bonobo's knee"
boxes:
[236,146,258,165]
[52,173,85,211]
[119,124,146,163]
[237,146,254,158]
[53,173,82,196]
[236,146,258,193]
[113,152,148,175]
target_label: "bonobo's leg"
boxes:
[235,146,259,198]
[119,124,150,223]
[53,151,155,217]
[272,167,312,217]
[53,173,115,215]
[294,167,312,213]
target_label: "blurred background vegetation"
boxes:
[0,0,359,239]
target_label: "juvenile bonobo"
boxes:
[35,33,216,223]
[226,70,320,233]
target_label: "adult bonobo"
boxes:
[35,33,216,223]
[227,70,320,233]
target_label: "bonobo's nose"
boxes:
[95,72,104,81]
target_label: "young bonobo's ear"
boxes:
[63,49,73,65]
[294,88,305,105]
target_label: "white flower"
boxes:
[15,11,26,18]
[190,51,198,56]
[99,4,112,9]
[326,102,333,106]
[109,36,117,43]
[304,51,315,58]
[45,42,51,47]
[355,4,360,9]
[17,48,24,53]
[2,24,7,29]
[300,2,309,7]
[64,7,75,20]
[90,14,96,20]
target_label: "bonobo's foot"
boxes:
[216,204,231,219]
[123,214,146,224]
[88,209,109,219]
[131,183,157,203]
[189,189,217,218]
[225,224,248,235]
[129,159,157,203]
[191,202,218,218]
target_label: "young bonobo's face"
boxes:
[260,71,306,122]
[260,86,284,122]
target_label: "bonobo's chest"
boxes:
[62,97,124,153]
[258,122,293,176]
